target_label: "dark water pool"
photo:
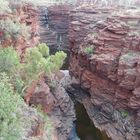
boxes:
[75,102,111,140]
[50,48,110,140]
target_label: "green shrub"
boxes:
[24,44,67,77]
[46,51,67,73]
[14,76,24,94]
[120,110,129,118]
[0,47,24,93]
[23,43,67,86]
[23,47,46,83]
[0,47,21,74]
[0,73,25,140]
[84,46,94,55]
[38,43,50,58]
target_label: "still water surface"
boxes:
[75,102,111,140]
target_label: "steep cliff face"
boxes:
[30,75,78,140]
[69,6,140,140]
[39,5,72,51]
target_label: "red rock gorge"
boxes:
[39,2,140,139]
[0,0,140,140]
[69,5,140,140]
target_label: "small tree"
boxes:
[23,43,67,103]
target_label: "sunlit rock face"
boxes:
[69,5,140,140]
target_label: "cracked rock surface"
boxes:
[69,5,140,140]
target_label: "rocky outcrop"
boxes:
[0,3,40,56]
[21,104,52,140]
[30,77,78,140]
[69,5,140,140]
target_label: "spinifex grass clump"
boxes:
[0,18,30,41]
[0,0,11,14]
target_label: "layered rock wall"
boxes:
[39,5,72,51]
[30,77,78,140]
[69,6,140,140]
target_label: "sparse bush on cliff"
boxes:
[0,18,30,41]
[0,72,53,140]
[24,43,67,83]
[120,110,129,118]
[0,73,25,140]
[83,46,95,55]
[0,47,20,74]
[0,47,24,93]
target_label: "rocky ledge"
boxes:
[30,74,79,140]
[69,5,140,140]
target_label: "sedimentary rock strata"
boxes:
[30,78,77,140]
[69,5,140,140]
[39,5,72,51]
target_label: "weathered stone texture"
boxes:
[69,5,140,140]
[30,78,76,140]
[39,5,72,51]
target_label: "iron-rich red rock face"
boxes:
[39,5,72,50]
[30,79,76,140]
[1,4,40,57]
[69,5,140,140]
